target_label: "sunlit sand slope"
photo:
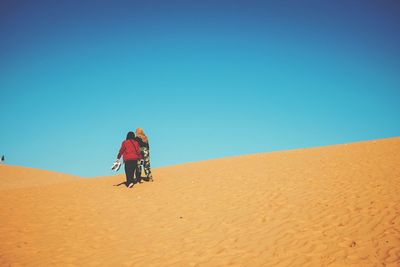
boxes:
[0,165,79,190]
[1,137,399,266]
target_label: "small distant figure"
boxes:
[135,128,153,182]
[0,155,4,164]
[116,132,143,188]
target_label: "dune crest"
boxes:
[1,137,399,266]
[0,165,79,190]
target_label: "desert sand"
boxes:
[1,137,399,266]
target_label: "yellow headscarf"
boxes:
[135,128,148,143]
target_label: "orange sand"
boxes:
[1,137,399,266]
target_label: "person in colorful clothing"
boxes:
[117,131,142,188]
[135,128,153,182]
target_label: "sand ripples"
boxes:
[1,137,399,266]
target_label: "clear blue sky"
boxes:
[1,0,399,176]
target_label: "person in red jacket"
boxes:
[117,131,142,188]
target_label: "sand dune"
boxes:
[1,137,399,266]
[0,165,79,190]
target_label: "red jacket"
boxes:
[117,139,142,162]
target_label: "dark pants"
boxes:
[124,160,138,186]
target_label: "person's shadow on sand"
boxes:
[113,179,143,187]
[113,182,126,187]
[113,178,150,187]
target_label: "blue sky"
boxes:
[1,0,399,176]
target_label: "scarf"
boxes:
[136,128,148,143]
